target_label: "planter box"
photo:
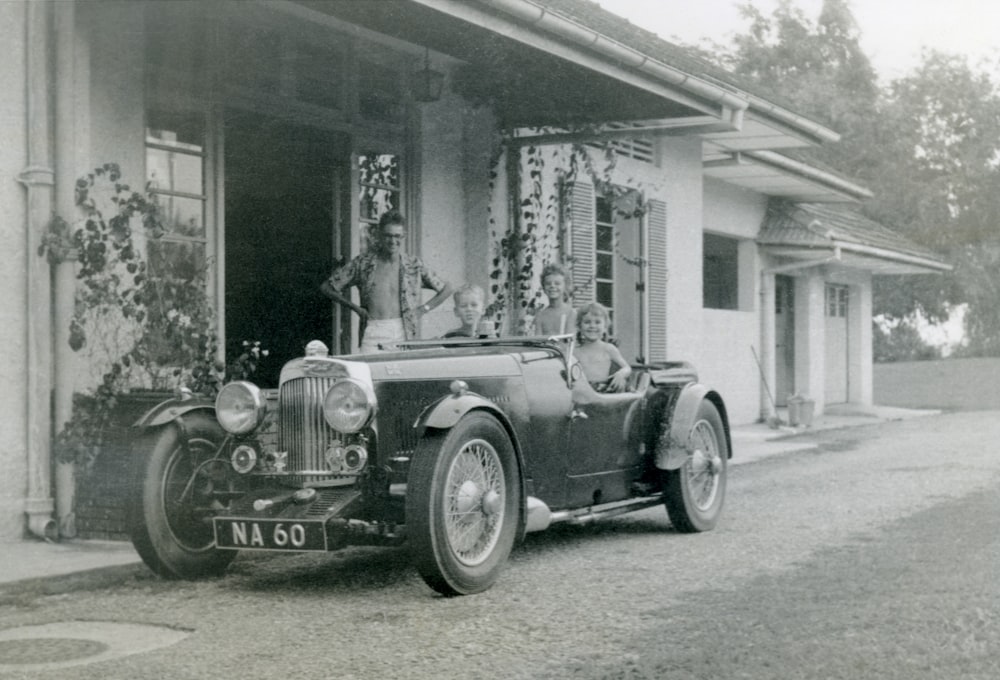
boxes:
[74,391,172,540]
[73,390,279,541]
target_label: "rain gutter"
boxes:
[744,150,873,201]
[743,94,841,145]
[827,242,952,272]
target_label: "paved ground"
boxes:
[0,404,938,589]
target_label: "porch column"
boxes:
[53,0,79,538]
[796,274,827,414]
[18,0,58,541]
[758,271,777,421]
[849,278,874,406]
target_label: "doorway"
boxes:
[824,284,849,403]
[224,111,348,387]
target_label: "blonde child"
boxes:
[532,263,576,335]
[574,301,631,392]
[442,284,496,338]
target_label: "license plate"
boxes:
[214,518,328,551]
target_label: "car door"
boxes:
[565,365,645,507]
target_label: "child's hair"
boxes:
[576,301,611,340]
[453,283,485,306]
[541,263,571,301]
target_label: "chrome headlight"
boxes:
[215,381,267,435]
[322,378,376,433]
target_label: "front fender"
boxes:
[132,396,216,429]
[655,384,731,470]
[413,391,528,541]
[414,393,509,432]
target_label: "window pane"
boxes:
[596,196,613,224]
[359,153,399,188]
[596,224,614,252]
[597,253,614,281]
[359,185,400,222]
[703,233,739,310]
[146,110,204,151]
[158,195,205,237]
[597,282,614,308]
[147,147,203,195]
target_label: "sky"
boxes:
[597,0,1000,80]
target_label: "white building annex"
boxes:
[1,0,948,541]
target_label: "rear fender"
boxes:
[132,396,216,430]
[655,384,731,471]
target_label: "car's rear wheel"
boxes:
[663,399,727,532]
[407,412,520,596]
[129,411,237,578]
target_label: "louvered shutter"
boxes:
[646,199,668,362]
[568,181,596,304]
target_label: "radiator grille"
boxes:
[279,376,348,486]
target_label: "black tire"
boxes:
[406,412,521,596]
[129,411,237,579]
[664,399,728,533]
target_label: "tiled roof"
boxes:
[759,202,949,267]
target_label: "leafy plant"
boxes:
[47,163,223,469]
[486,138,647,332]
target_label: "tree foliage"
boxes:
[710,0,1000,355]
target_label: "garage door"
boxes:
[824,285,848,403]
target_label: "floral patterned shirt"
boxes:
[327,251,447,343]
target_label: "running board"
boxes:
[525,495,663,533]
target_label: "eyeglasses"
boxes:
[381,232,406,241]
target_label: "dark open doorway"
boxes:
[224,112,348,387]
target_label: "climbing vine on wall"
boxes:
[485,132,650,333]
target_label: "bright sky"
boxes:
[598,0,1000,80]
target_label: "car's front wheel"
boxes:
[663,399,728,532]
[406,412,521,596]
[129,411,237,579]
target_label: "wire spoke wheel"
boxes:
[685,420,722,512]
[664,400,728,533]
[408,412,521,596]
[443,439,505,566]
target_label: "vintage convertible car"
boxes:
[129,335,731,595]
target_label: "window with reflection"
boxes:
[358,152,401,247]
[595,195,616,316]
[703,233,739,310]
[145,109,209,289]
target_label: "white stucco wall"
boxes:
[0,1,29,540]
[700,309,761,425]
[700,178,770,425]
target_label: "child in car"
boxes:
[574,301,631,392]
[442,284,497,338]
[532,263,576,335]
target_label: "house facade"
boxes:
[1,0,947,541]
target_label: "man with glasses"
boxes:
[322,210,452,353]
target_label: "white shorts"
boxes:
[361,318,405,354]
